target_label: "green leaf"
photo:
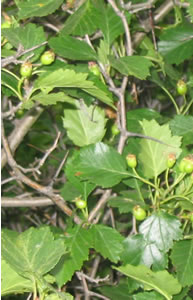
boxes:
[49,35,97,61]
[52,225,92,286]
[2,23,46,62]
[109,56,153,80]
[108,190,147,214]
[171,240,193,287]
[114,264,182,300]
[16,0,63,18]
[73,142,131,188]
[98,283,132,300]
[65,152,96,199]
[31,92,74,106]
[60,0,99,37]
[133,291,165,300]
[62,98,107,147]
[121,235,167,271]
[138,119,182,179]
[169,115,193,146]
[1,259,32,296]
[139,212,182,253]
[34,69,114,107]
[2,227,66,277]
[1,69,20,99]
[45,293,73,300]
[91,224,124,263]
[94,4,130,46]
[173,287,191,300]
[158,23,193,65]
[126,108,162,133]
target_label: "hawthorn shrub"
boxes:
[1,0,193,299]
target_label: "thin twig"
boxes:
[1,106,44,169]
[1,41,48,67]
[17,132,61,175]
[1,119,81,224]
[50,150,69,187]
[1,197,54,207]
[107,0,133,56]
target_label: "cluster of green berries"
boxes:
[179,155,193,174]
[19,50,55,78]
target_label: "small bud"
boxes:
[167,153,176,168]
[126,154,137,168]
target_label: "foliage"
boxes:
[1,0,193,299]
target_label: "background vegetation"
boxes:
[1,0,193,299]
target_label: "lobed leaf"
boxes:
[114,264,182,300]
[109,56,153,80]
[158,23,193,65]
[139,212,182,253]
[72,142,132,188]
[1,259,32,296]
[49,35,97,61]
[138,119,182,179]
[2,227,66,278]
[91,224,124,263]
[62,98,107,147]
[2,23,46,62]
[17,0,63,19]
[51,225,92,286]
[171,239,193,287]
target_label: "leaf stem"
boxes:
[160,194,192,205]
[132,168,157,190]
[163,173,186,198]
[161,85,180,115]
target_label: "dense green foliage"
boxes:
[1,0,193,299]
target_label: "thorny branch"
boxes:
[1,118,81,224]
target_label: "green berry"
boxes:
[184,163,193,174]
[179,156,193,174]
[132,206,146,221]
[88,62,100,77]
[75,199,87,209]
[177,80,187,96]
[111,123,120,136]
[16,109,24,118]
[167,153,176,168]
[126,154,137,168]
[20,62,32,78]
[40,50,55,65]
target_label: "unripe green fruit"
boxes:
[132,206,146,221]
[20,62,32,78]
[184,163,193,174]
[177,80,187,96]
[179,156,193,174]
[16,109,24,118]
[111,123,120,136]
[126,154,137,168]
[40,50,55,65]
[88,62,100,77]
[167,153,176,168]
[75,199,87,209]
